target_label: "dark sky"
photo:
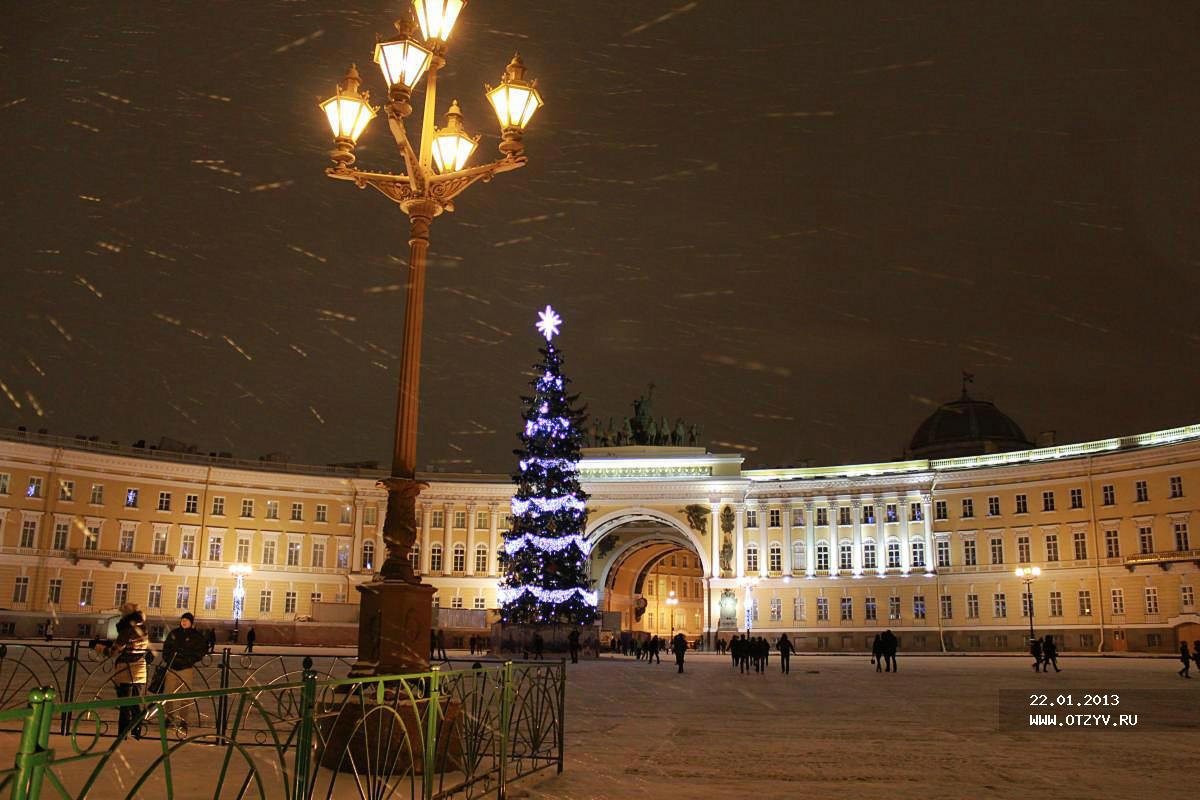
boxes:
[2,1,1198,472]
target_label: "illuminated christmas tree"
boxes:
[498,305,597,625]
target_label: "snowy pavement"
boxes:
[518,652,1200,800]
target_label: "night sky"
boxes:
[2,2,1198,472]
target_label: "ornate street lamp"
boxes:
[1015,566,1041,643]
[319,0,543,676]
[229,563,252,639]
[665,590,678,637]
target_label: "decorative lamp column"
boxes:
[229,563,252,634]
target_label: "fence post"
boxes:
[60,640,80,736]
[13,687,56,800]
[216,647,231,738]
[556,659,566,774]
[497,661,513,800]
[422,666,441,800]
[291,657,316,800]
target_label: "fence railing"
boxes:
[0,657,565,799]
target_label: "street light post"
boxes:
[229,563,252,642]
[319,1,543,676]
[1015,566,1041,643]
[665,590,678,638]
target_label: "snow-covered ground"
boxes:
[519,652,1199,800]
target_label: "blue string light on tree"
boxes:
[499,305,597,625]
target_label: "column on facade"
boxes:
[489,503,501,576]
[709,501,720,578]
[465,501,477,576]
[758,502,769,575]
[734,503,746,578]
[420,503,432,574]
[828,501,839,578]
[442,502,454,573]
[900,499,912,573]
[876,497,887,577]
[851,498,863,576]
[782,500,793,574]
[922,494,935,574]
[805,500,816,577]
[351,500,365,572]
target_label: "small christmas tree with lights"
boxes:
[498,305,597,625]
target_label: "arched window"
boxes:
[361,540,375,571]
[886,539,901,569]
[863,540,877,570]
[452,543,466,573]
[768,543,782,573]
[911,539,926,568]
[746,542,759,573]
[816,541,830,571]
[409,543,420,575]
[839,541,853,571]
[430,543,443,573]
[474,543,489,574]
[791,540,806,573]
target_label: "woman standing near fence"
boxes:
[102,603,150,739]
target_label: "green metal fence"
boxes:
[0,659,565,799]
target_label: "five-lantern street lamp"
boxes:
[319,0,543,674]
[1015,566,1041,643]
[665,590,679,636]
[229,563,252,640]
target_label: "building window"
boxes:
[259,590,272,613]
[285,591,297,614]
[211,496,225,516]
[961,499,973,519]
[363,506,378,526]
[884,504,897,523]
[84,524,100,551]
[939,594,952,619]
[0,473,8,494]
[430,543,443,572]
[993,593,1007,618]
[792,541,806,572]
[431,510,445,528]
[744,509,758,528]
[1135,480,1148,502]
[838,542,852,571]
[816,597,829,621]
[337,544,350,569]
[176,585,190,609]
[1045,534,1059,562]
[750,599,759,622]
[110,582,127,607]
[157,491,171,512]
[205,587,218,610]
[12,576,29,604]
[1070,488,1083,509]
[147,585,162,609]
[473,510,487,530]
[180,532,195,560]
[80,581,95,607]
[987,496,1000,517]
[1105,529,1120,558]
[1169,476,1183,498]
[409,544,420,574]
[90,483,104,505]
[119,527,135,553]
[769,543,782,572]
[771,597,783,621]
[1110,588,1124,615]
[1021,591,1032,618]
[1078,590,1092,616]
[792,507,805,527]
[315,504,328,523]
[886,540,901,569]
[450,544,466,573]
[936,540,950,568]
[862,504,875,524]
[1042,491,1055,512]
[262,540,276,566]
[450,596,464,609]
[27,477,44,498]
[911,540,926,568]
[124,488,138,508]
[183,494,198,514]
[43,577,62,605]
[311,591,322,606]
[838,507,851,526]
[237,538,250,562]
[475,544,488,574]
[769,509,781,527]
[454,511,467,529]
[1102,484,1115,505]
[291,503,304,521]
[815,542,829,571]
[312,542,325,568]
[473,596,486,610]
[839,597,852,621]
[19,520,37,549]
[1072,531,1087,560]
[339,506,351,524]
[963,539,977,567]
[934,501,947,521]
[1181,585,1195,609]
[52,522,68,551]
[203,535,220,561]
[966,593,980,619]
[1144,587,1159,615]
[888,596,901,621]
[989,537,1004,565]
[240,499,254,518]
[1174,522,1190,551]
[1138,526,1153,554]
[816,508,828,527]
[288,541,303,567]
[1047,590,1063,617]
[265,500,279,520]
[1017,535,1030,563]
[862,596,876,621]
[1015,494,1028,515]
[911,503,924,522]
[913,595,926,619]
[746,543,759,573]
[863,541,877,570]
[59,480,74,501]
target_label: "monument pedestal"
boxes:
[350,580,437,677]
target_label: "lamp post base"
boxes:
[349,579,437,677]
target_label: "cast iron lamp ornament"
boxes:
[319,0,543,585]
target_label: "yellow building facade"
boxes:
[1,424,1197,652]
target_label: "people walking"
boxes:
[244,627,256,654]
[730,635,741,669]
[671,632,688,673]
[1030,637,1044,672]
[1042,635,1060,672]
[568,629,581,664]
[1178,641,1192,678]
[103,603,150,739]
[777,633,794,674]
[881,629,898,672]
[648,636,661,664]
[872,634,884,672]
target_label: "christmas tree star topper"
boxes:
[535,304,562,341]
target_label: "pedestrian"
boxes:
[871,634,883,672]
[1030,637,1044,672]
[244,627,256,654]
[671,632,688,673]
[1042,635,1060,673]
[1193,642,1200,673]
[648,636,661,665]
[205,628,216,655]
[44,619,54,642]
[430,629,438,661]
[739,634,751,674]
[568,629,581,664]
[1178,641,1192,679]
[777,633,794,674]
[438,629,449,661]
[882,629,898,672]
[730,635,740,669]
[161,612,207,725]
[102,603,150,739]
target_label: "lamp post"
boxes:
[319,1,543,676]
[665,590,678,637]
[229,563,252,641]
[1015,566,1041,643]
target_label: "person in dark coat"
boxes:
[205,628,216,654]
[160,612,208,724]
[1178,641,1192,678]
[881,629,898,672]
[671,632,688,673]
[730,636,740,668]
[777,633,795,674]
[531,632,543,660]
[1041,636,1060,672]
[244,627,256,654]
[648,636,661,664]
[568,629,581,664]
[1030,637,1044,672]
[872,634,884,672]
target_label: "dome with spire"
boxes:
[907,379,1032,460]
